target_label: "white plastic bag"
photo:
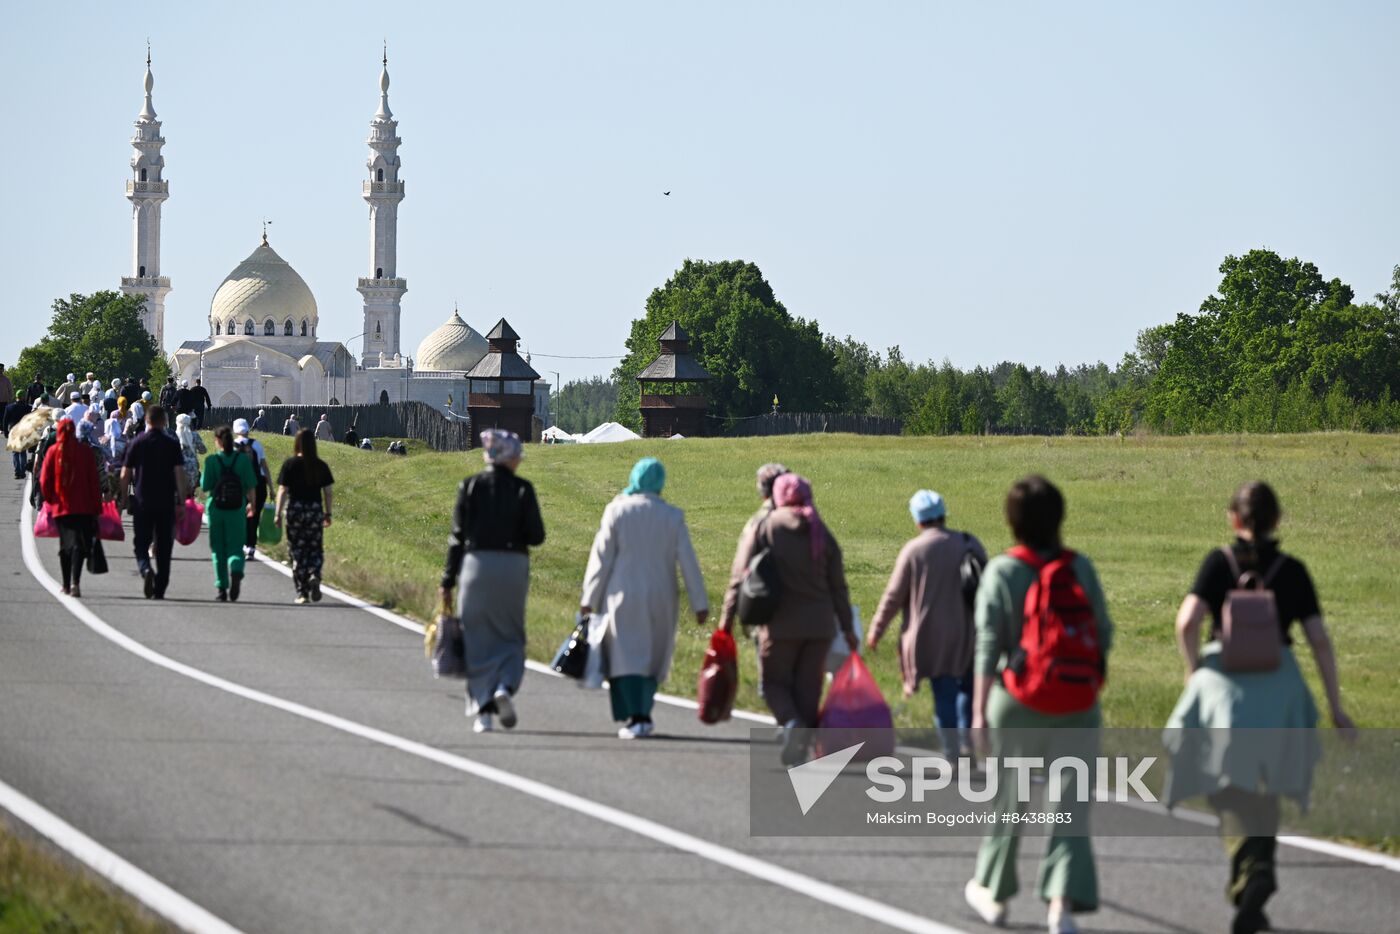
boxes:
[826,604,862,674]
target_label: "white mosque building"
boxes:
[120,53,548,418]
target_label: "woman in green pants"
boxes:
[965,475,1113,934]
[200,425,257,602]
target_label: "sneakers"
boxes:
[1047,906,1078,934]
[229,573,242,602]
[963,880,1008,927]
[294,594,309,605]
[637,720,655,738]
[473,713,495,733]
[310,577,322,602]
[493,688,517,730]
[243,545,256,560]
[216,589,228,602]
[617,723,644,739]
[142,566,155,599]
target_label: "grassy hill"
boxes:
[252,432,1399,729]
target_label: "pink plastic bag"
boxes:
[33,502,58,538]
[175,499,204,546]
[97,501,125,541]
[815,654,895,761]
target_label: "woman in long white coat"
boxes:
[580,457,708,739]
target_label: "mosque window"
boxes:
[379,389,390,405]
[264,319,276,336]
[375,321,382,337]
[215,321,221,335]
[139,265,146,277]
[244,320,255,336]
[269,396,282,405]
[139,168,147,182]
[376,267,383,278]
[300,319,308,336]
[376,168,384,182]
[284,319,294,336]
[228,319,237,336]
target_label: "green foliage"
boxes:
[552,376,619,434]
[612,260,848,431]
[12,291,160,393]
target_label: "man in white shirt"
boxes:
[64,392,89,424]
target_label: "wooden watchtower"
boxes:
[638,321,711,438]
[465,318,541,444]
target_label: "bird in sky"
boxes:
[663,190,671,196]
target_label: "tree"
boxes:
[13,291,160,392]
[552,376,619,434]
[613,260,846,431]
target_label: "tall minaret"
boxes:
[120,46,172,353]
[357,47,407,366]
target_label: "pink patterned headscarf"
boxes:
[773,473,826,562]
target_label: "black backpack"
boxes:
[737,517,783,627]
[211,452,245,511]
[958,531,986,611]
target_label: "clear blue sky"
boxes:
[6,1,1398,387]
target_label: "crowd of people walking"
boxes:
[2,363,1355,934]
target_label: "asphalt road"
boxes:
[1,476,1397,934]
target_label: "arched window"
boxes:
[215,321,221,335]
[244,319,255,336]
[139,265,146,277]
[228,319,237,336]
[269,395,282,405]
[379,389,390,405]
[376,168,384,182]
[139,168,147,182]
[328,397,340,406]
[283,319,294,336]
[264,319,276,336]
[375,266,383,278]
[375,321,382,337]
[300,319,308,336]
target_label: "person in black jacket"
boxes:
[439,430,545,734]
[192,378,212,428]
[158,377,178,409]
[25,375,47,405]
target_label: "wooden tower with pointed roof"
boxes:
[465,318,541,444]
[638,321,711,438]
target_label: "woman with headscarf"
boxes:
[38,419,102,597]
[580,457,709,739]
[724,473,856,764]
[175,412,206,493]
[440,430,546,733]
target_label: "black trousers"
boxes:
[246,479,268,550]
[132,508,175,598]
[56,515,95,589]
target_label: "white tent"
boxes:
[541,425,579,443]
[579,421,642,444]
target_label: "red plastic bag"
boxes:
[697,629,738,724]
[97,501,125,542]
[815,654,895,760]
[33,502,58,538]
[175,499,204,546]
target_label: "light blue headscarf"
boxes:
[623,457,666,496]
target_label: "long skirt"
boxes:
[56,514,95,589]
[455,550,529,714]
[285,500,324,596]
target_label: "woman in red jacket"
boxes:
[39,418,102,597]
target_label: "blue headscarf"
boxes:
[623,457,666,496]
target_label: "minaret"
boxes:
[120,46,172,353]
[357,47,407,367]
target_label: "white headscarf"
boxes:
[175,412,197,451]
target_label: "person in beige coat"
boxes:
[581,457,708,739]
[866,490,987,756]
[722,473,856,764]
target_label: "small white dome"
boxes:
[416,310,488,372]
[209,240,318,335]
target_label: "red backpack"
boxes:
[1001,546,1104,714]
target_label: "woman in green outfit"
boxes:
[965,475,1112,934]
[200,425,257,602]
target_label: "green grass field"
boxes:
[252,432,1399,729]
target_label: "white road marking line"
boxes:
[251,554,1400,874]
[0,776,245,934]
[25,503,966,934]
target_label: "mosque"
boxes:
[118,52,548,419]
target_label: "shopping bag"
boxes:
[175,499,204,546]
[86,539,108,575]
[697,629,738,724]
[580,614,608,690]
[551,613,591,680]
[97,501,125,541]
[825,605,863,674]
[33,502,58,538]
[815,654,895,761]
[257,504,281,545]
[428,594,466,679]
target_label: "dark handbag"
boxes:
[86,538,108,575]
[430,595,466,679]
[737,518,782,627]
[552,614,591,679]
[958,531,985,611]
